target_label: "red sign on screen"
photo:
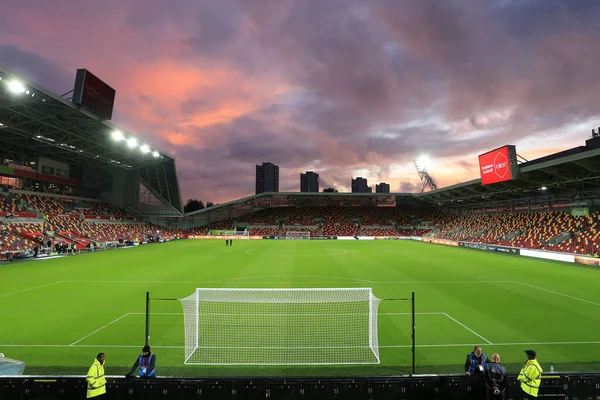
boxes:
[478,146,514,185]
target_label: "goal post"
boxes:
[285,230,310,240]
[179,288,382,365]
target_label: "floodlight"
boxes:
[152,151,160,158]
[416,155,430,170]
[7,80,26,94]
[140,144,150,154]
[111,130,124,141]
[127,138,138,148]
[541,186,547,191]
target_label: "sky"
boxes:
[2,0,600,204]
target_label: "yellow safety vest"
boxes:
[86,359,106,398]
[518,359,543,397]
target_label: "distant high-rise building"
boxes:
[351,177,371,193]
[376,183,390,193]
[255,162,279,194]
[300,171,319,193]
[323,187,338,193]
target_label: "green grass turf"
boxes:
[1,239,600,376]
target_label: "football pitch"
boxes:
[1,239,600,376]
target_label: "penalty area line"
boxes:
[443,313,493,345]
[515,281,600,307]
[69,313,131,346]
[0,281,63,299]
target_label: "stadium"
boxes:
[1,64,600,399]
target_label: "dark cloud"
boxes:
[2,0,600,203]
[399,181,416,193]
[0,44,73,94]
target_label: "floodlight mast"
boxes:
[413,159,438,193]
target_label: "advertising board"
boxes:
[478,145,519,185]
[574,256,600,266]
[458,242,520,255]
[72,69,116,120]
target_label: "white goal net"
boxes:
[179,288,382,365]
[285,230,310,239]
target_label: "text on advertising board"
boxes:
[478,145,517,185]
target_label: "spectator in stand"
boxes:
[484,353,507,399]
[465,345,488,377]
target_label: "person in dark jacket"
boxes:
[126,345,156,378]
[465,345,488,376]
[484,353,507,399]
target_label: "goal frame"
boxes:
[144,290,415,373]
[179,287,382,366]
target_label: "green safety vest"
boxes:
[86,359,106,398]
[518,359,542,397]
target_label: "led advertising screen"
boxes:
[478,145,518,185]
[72,69,116,120]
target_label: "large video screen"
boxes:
[478,145,518,185]
[72,69,116,120]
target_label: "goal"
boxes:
[285,230,310,240]
[179,288,382,365]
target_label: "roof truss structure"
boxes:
[0,64,182,215]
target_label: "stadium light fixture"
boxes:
[416,155,431,170]
[127,137,138,149]
[140,144,150,154]
[7,80,26,94]
[111,130,124,141]
[541,186,547,191]
[152,151,160,158]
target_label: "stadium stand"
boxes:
[248,227,279,236]
[17,193,65,215]
[361,227,400,236]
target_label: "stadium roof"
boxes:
[418,138,600,208]
[0,64,183,215]
[186,137,600,224]
[185,192,427,224]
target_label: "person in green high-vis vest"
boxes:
[517,350,543,399]
[86,353,107,398]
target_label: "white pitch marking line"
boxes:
[0,281,63,298]
[443,313,493,345]
[245,249,348,256]
[58,280,516,284]
[208,275,375,283]
[69,313,131,346]
[3,341,600,349]
[515,281,600,307]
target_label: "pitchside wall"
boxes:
[1,373,598,399]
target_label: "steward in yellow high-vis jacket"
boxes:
[86,353,107,398]
[517,350,543,399]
